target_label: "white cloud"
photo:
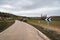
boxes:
[13,7,60,17]
[0,6,60,17]
[0,5,14,9]
[18,7,60,14]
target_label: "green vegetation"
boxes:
[0,12,16,32]
[0,12,60,40]
[0,20,15,32]
[0,12,23,32]
[27,18,60,28]
[50,16,60,21]
[28,23,60,40]
[26,17,60,40]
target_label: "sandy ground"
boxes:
[0,20,50,40]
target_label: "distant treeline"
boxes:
[50,16,60,21]
[0,12,22,20]
[0,12,17,18]
[0,12,60,21]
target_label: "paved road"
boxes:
[0,20,50,40]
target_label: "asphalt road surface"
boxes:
[0,20,50,40]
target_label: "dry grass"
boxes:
[27,20,60,40]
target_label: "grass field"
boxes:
[27,23,60,40]
[27,18,60,29]
[26,18,60,40]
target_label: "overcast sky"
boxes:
[0,0,60,17]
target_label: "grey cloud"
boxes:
[18,10,60,17]
[47,9,60,16]
[20,0,60,10]
[0,0,60,17]
[0,0,60,10]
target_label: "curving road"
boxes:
[0,20,50,40]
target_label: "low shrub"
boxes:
[0,20,15,32]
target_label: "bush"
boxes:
[0,20,15,32]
